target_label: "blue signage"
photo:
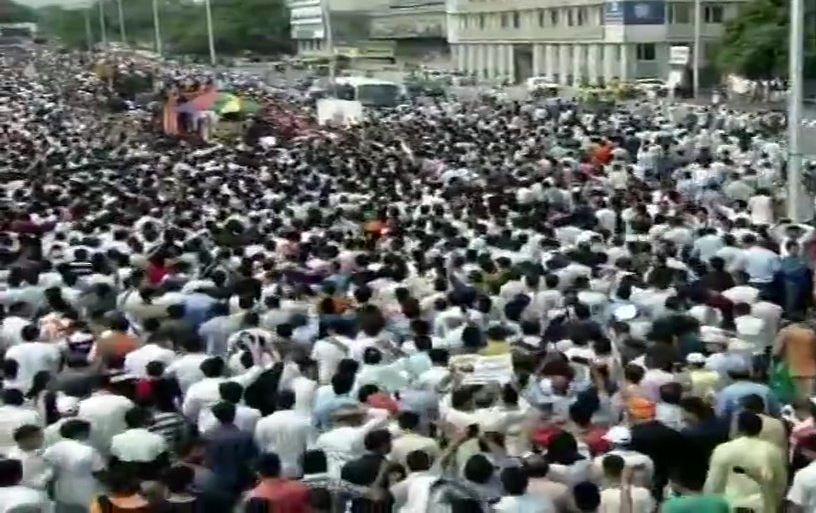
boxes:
[604,0,665,25]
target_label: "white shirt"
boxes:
[748,195,774,225]
[0,485,51,513]
[4,447,52,490]
[110,428,168,462]
[494,494,555,513]
[198,404,261,434]
[254,409,315,477]
[722,285,760,305]
[788,460,816,510]
[733,246,780,284]
[77,393,134,454]
[0,405,41,453]
[44,439,105,506]
[0,316,28,350]
[599,486,654,513]
[123,343,176,378]
[314,409,389,478]
[165,353,208,393]
[311,337,351,384]
[4,342,61,392]
[181,366,263,421]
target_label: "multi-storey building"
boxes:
[368,0,450,65]
[288,0,390,56]
[446,0,744,84]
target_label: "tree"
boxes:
[716,0,816,80]
[38,0,292,57]
[0,0,38,23]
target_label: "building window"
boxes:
[636,43,656,61]
[550,9,559,26]
[669,3,691,23]
[567,8,574,26]
[479,13,485,29]
[500,12,508,28]
[577,7,587,26]
[538,9,545,26]
[704,4,724,23]
[512,11,520,28]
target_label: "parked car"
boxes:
[633,78,670,98]
[525,76,560,98]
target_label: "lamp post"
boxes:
[117,0,126,44]
[98,0,107,46]
[152,0,162,55]
[692,0,701,98]
[204,0,216,66]
[788,0,812,221]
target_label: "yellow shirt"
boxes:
[480,340,511,356]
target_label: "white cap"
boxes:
[613,304,638,321]
[602,425,632,445]
[686,352,706,365]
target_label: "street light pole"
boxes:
[204,0,217,66]
[117,0,126,44]
[152,0,162,55]
[98,0,107,46]
[85,6,93,52]
[320,0,335,93]
[692,0,701,98]
[788,0,811,221]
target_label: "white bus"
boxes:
[333,77,402,108]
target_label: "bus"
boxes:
[333,77,402,108]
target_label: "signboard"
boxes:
[669,45,690,65]
[317,99,364,126]
[450,354,514,385]
[370,14,446,39]
[605,0,666,25]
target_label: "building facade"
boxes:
[446,0,744,84]
[369,0,450,66]
[289,0,390,55]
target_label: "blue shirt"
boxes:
[312,394,358,429]
[715,380,780,420]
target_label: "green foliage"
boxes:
[0,0,38,23]
[37,0,292,57]
[716,0,816,79]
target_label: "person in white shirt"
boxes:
[197,381,261,434]
[123,342,176,379]
[77,386,134,455]
[110,406,168,464]
[310,331,352,385]
[0,389,41,454]
[4,425,51,491]
[314,406,389,478]
[747,190,774,226]
[494,466,556,513]
[0,459,51,513]
[3,325,61,393]
[181,356,263,422]
[43,419,105,513]
[164,336,208,393]
[254,389,315,477]
[390,411,440,467]
[598,454,654,513]
[788,443,816,513]
[732,234,780,286]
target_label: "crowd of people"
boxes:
[0,47,815,513]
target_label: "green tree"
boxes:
[38,0,292,57]
[0,0,38,23]
[716,0,816,79]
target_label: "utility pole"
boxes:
[204,0,216,66]
[152,0,162,55]
[85,6,94,52]
[320,0,335,93]
[788,0,812,221]
[692,0,701,98]
[98,0,108,47]
[117,0,126,44]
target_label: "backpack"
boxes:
[425,478,485,513]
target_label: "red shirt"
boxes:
[249,479,312,513]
